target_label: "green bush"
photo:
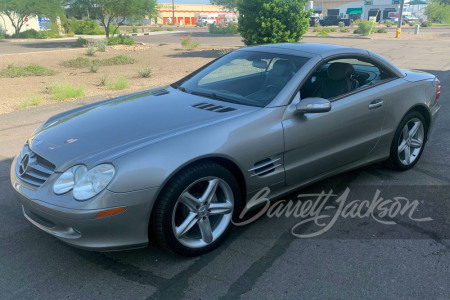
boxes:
[138,65,152,78]
[96,40,107,52]
[47,83,85,101]
[166,28,174,31]
[313,26,322,32]
[421,21,432,27]
[340,28,350,33]
[61,55,135,68]
[151,28,163,32]
[132,26,139,33]
[402,21,406,25]
[0,32,5,39]
[107,76,129,90]
[37,31,49,39]
[86,43,96,56]
[76,37,88,47]
[329,27,337,32]
[208,23,239,34]
[376,28,387,33]
[69,18,105,35]
[338,21,345,27]
[16,95,42,110]
[107,34,135,45]
[238,0,311,45]
[10,29,39,39]
[353,20,373,36]
[384,20,394,27]
[0,65,56,78]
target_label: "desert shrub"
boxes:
[329,27,337,32]
[107,76,129,90]
[181,35,200,49]
[11,29,39,38]
[402,21,406,25]
[313,26,322,32]
[166,28,174,31]
[89,62,98,73]
[138,66,152,78]
[340,28,350,33]
[99,75,107,86]
[151,28,163,32]
[96,40,107,52]
[76,37,88,47]
[317,28,332,36]
[421,21,432,27]
[61,55,135,68]
[0,65,56,77]
[132,26,139,33]
[376,28,387,33]
[107,34,135,45]
[86,43,96,56]
[338,21,345,27]
[16,95,42,110]
[47,83,85,101]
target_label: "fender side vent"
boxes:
[249,157,281,177]
[192,103,236,113]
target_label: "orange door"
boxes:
[185,17,190,25]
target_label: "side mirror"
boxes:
[296,97,331,114]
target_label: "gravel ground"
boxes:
[0,44,236,115]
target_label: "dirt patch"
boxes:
[0,44,237,115]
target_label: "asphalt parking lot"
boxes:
[0,35,449,299]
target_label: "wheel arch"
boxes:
[405,104,431,139]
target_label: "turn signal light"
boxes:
[96,207,126,218]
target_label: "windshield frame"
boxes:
[172,49,311,108]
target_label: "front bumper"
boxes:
[11,156,159,251]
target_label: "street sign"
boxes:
[365,1,373,5]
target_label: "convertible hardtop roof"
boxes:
[242,43,366,58]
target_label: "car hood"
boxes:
[29,87,257,171]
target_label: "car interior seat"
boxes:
[313,62,359,99]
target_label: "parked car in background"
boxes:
[404,16,419,23]
[320,15,351,26]
[309,16,320,27]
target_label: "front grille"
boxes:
[17,146,55,187]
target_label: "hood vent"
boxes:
[192,103,236,113]
[151,89,169,96]
[249,157,281,177]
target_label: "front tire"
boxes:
[152,162,240,256]
[388,111,427,170]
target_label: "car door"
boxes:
[282,56,396,185]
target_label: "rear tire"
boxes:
[387,111,427,171]
[152,162,240,256]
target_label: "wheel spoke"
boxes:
[404,145,411,165]
[200,179,219,205]
[409,122,420,138]
[175,212,198,238]
[410,138,423,149]
[209,201,233,216]
[402,125,409,140]
[180,192,201,211]
[398,140,408,153]
[198,217,213,244]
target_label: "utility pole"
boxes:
[396,0,405,38]
[172,0,175,24]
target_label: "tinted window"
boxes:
[301,56,397,100]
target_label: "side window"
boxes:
[300,56,397,100]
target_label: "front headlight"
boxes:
[53,164,115,201]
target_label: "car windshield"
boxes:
[175,50,309,107]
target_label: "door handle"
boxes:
[369,99,383,109]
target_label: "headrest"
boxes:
[327,62,355,81]
[272,60,295,76]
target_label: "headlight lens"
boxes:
[53,165,87,195]
[73,164,116,201]
[53,164,115,201]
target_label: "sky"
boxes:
[157,0,212,4]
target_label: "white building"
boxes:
[0,13,42,35]
[337,0,413,22]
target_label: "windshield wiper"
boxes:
[190,90,241,105]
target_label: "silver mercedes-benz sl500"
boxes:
[11,43,441,256]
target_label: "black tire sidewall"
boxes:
[152,162,241,256]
